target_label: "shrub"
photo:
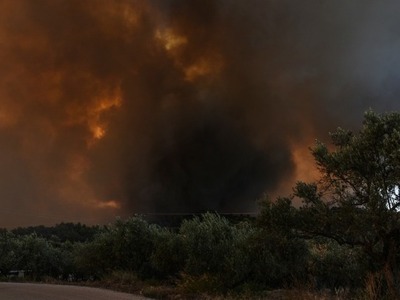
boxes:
[180,213,235,276]
[14,234,62,279]
[245,228,309,288]
[150,227,185,278]
[0,231,19,276]
[74,217,159,279]
[308,238,368,291]
[110,217,157,277]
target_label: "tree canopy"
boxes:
[261,110,400,297]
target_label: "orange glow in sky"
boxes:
[0,0,399,228]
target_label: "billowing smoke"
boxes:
[0,0,400,227]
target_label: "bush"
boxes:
[308,238,368,291]
[150,227,185,278]
[74,217,159,279]
[245,228,309,288]
[14,234,62,279]
[180,213,299,290]
[72,237,112,279]
[180,213,236,276]
[0,231,19,276]
[255,196,310,287]
[110,217,157,277]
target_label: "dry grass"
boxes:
[9,271,399,300]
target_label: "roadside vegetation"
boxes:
[2,110,400,299]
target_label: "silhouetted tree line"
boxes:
[0,213,365,293]
[11,223,100,243]
[1,111,400,298]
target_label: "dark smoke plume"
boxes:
[0,0,400,227]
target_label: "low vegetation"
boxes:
[2,110,400,299]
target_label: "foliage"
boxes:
[308,238,368,290]
[11,223,100,243]
[254,197,310,287]
[258,196,298,236]
[72,234,114,278]
[74,216,160,279]
[180,213,235,276]
[0,230,19,276]
[258,110,400,297]
[14,234,63,279]
[150,226,185,278]
[179,212,309,290]
[110,217,158,277]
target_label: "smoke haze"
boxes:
[1,0,400,227]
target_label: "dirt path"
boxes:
[0,282,150,300]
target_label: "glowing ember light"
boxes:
[87,87,122,145]
[155,27,223,82]
[291,142,320,182]
[184,56,223,81]
[94,94,122,113]
[97,200,120,209]
[122,6,139,28]
[92,125,105,140]
[155,29,187,51]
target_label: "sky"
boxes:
[1,0,400,228]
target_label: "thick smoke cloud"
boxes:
[0,0,400,227]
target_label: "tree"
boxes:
[110,217,158,278]
[262,111,400,297]
[0,230,18,276]
[260,111,400,298]
[15,233,61,279]
[256,197,310,287]
[150,227,186,278]
[180,213,235,277]
[179,213,254,291]
[74,217,159,279]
